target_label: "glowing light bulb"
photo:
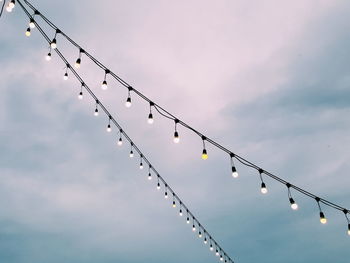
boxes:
[75,58,81,68]
[78,91,83,100]
[173,131,180,143]
[210,244,214,251]
[50,39,57,49]
[125,97,132,108]
[129,150,134,158]
[6,6,13,12]
[179,209,183,216]
[46,52,52,61]
[107,124,112,132]
[117,137,122,146]
[9,0,15,9]
[202,149,208,160]
[29,19,35,29]
[192,225,196,232]
[25,28,31,37]
[289,198,298,210]
[63,72,68,80]
[164,191,168,199]
[172,201,176,208]
[261,182,268,194]
[148,173,152,180]
[220,255,224,261]
[101,80,108,90]
[216,250,220,256]
[204,237,208,244]
[231,166,238,178]
[148,113,154,124]
[139,162,144,170]
[186,217,190,224]
[157,182,160,190]
[319,212,327,224]
[348,224,350,236]
[198,231,202,238]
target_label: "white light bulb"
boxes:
[204,238,208,244]
[29,21,35,29]
[148,113,154,124]
[6,6,13,12]
[50,40,57,49]
[220,256,224,261]
[231,166,238,178]
[107,125,112,132]
[101,80,108,90]
[157,183,160,190]
[291,203,298,210]
[210,246,214,251]
[173,131,180,143]
[261,182,268,194]
[216,251,220,256]
[148,173,152,180]
[186,218,190,224]
[192,225,196,232]
[164,192,168,199]
[45,53,52,61]
[139,163,144,170]
[179,210,183,216]
[117,138,122,146]
[125,97,132,108]
[78,92,83,100]
[63,72,68,80]
[9,1,15,9]
[129,151,134,158]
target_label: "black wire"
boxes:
[16,1,235,262]
[0,0,6,18]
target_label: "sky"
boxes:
[0,0,350,262]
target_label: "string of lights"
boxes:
[14,0,350,235]
[12,1,236,262]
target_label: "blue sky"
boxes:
[0,0,349,262]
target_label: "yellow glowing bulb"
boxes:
[202,149,208,160]
[9,2,15,9]
[320,212,327,224]
[25,28,31,37]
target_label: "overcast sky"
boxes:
[1,0,350,262]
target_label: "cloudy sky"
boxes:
[1,0,350,262]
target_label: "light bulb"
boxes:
[204,237,208,244]
[29,19,35,29]
[172,201,176,208]
[139,162,144,169]
[210,244,214,251]
[164,192,168,199]
[261,182,268,194]
[63,72,68,80]
[148,173,152,180]
[6,6,13,12]
[101,80,108,90]
[319,212,327,224]
[129,150,134,158]
[75,58,81,68]
[231,166,238,178]
[179,209,183,216]
[289,198,298,210]
[216,250,220,256]
[117,137,122,146]
[107,124,112,132]
[157,182,160,190]
[148,113,154,124]
[192,225,196,232]
[9,0,15,9]
[198,231,202,238]
[220,256,224,261]
[348,224,350,236]
[46,52,52,61]
[202,149,208,160]
[186,217,190,224]
[50,39,57,49]
[173,131,180,143]
[25,28,31,37]
[78,91,83,100]
[125,97,132,108]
